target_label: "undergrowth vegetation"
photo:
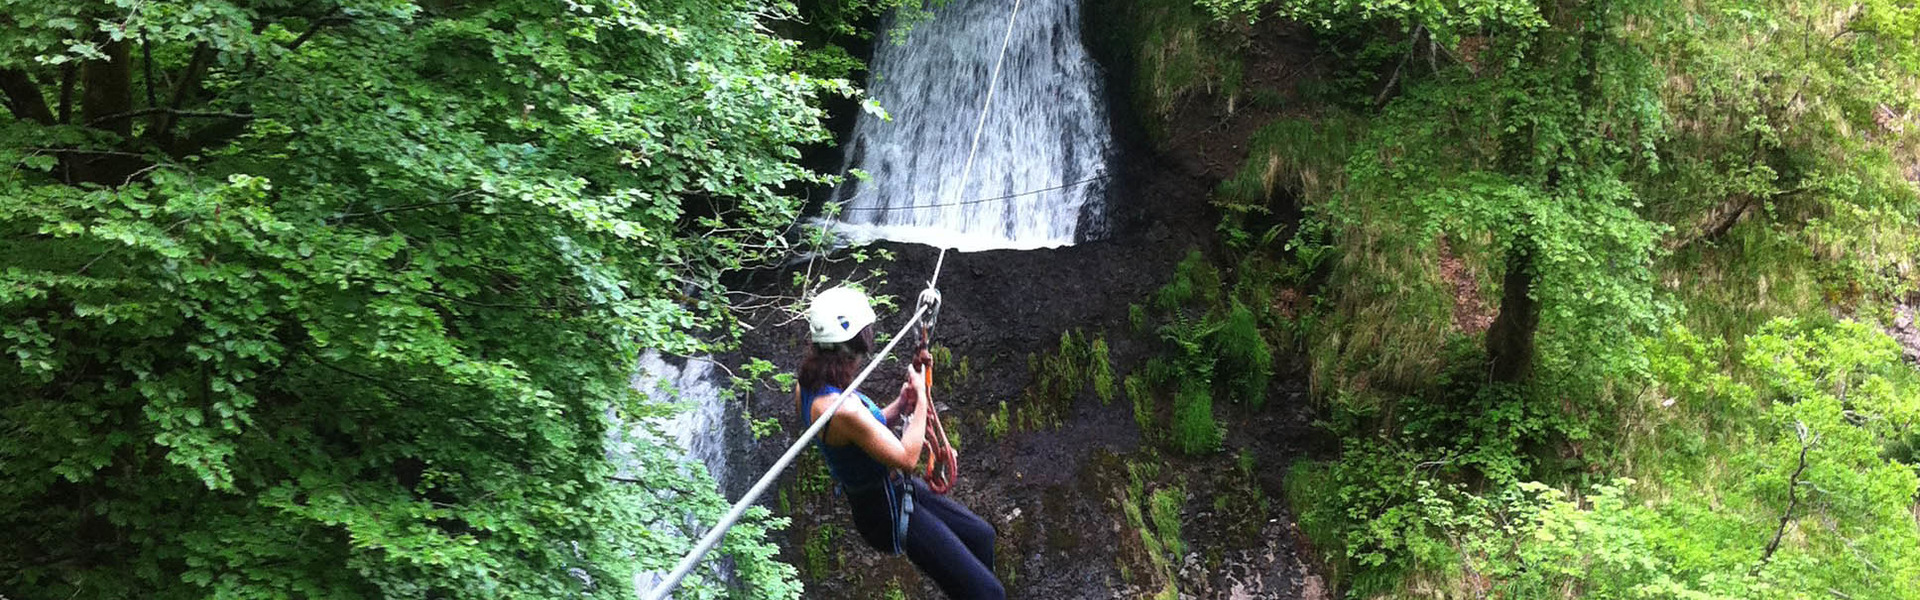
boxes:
[1018,330,1102,430]
[1125,250,1284,455]
[1114,456,1187,599]
[1088,0,1250,142]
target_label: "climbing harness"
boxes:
[642,0,1022,595]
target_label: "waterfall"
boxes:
[616,350,731,489]
[613,350,738,593]
[831,0,1114,251]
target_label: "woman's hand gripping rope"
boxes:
[902,350,956,496]
[906,286,958,494]
[912,341,958,495]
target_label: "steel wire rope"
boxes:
[835,174,1109,213]
[931,0,1023,289]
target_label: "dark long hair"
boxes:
[796,325,875,414]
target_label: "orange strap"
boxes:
[913,341,958,495]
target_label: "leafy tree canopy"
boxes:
[0,0,847,597]
[1178,0,1920,593]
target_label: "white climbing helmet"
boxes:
[807,286,878,344]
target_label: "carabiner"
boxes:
[916,287,942,331]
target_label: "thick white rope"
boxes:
[931,0,1025,289]
[643,304,929,600]
[646,0,1026,595]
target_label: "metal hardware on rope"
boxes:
[917,287,942,331]
[910,318,957,496]
[918,359,958,495]
[643,304,929,600]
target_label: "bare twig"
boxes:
[87,107,253,127]
[27,147,149,158]
[1754,421,1818,575]
[76,215,193,275]
[1374,26,1425,108]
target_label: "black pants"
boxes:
[848,478,1004,600]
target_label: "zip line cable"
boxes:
[643,0,1025,595]
[835,174,1109,213]
[932,0,1023,289]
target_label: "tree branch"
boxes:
[608,476,697,495]
[87,107,254,127]
[1374,26,1425,109]
[333,193,484,221]
[27,147,150,159]
[1754,422,1817,575]
[168,113,253,158]
[286,14,351,54]
[0,69,56,125]
[151,43,214,141]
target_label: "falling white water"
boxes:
[831,0,1114,251]
[613,350,730,489]
[612,350,737,594]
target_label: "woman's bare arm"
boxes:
[879,394,905,425]
[821,370,930,470]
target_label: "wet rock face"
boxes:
[711,2,1344,594]
[719,143,1334,598]
[1893,300,1920,364]
[727,219,1194,597]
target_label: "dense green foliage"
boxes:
[0,1,860,597]
[1115,458,1184,599]
[1129,249,1285,455]
[1090,336,1117,404]
[1113,0,1920,595]
[1169,379,1223,454]
[1213,301,1271,408]
[1497,320,1920,598]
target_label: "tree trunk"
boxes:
[1485,239,1538,383]
[151,43,213,144]
[77,38,139,184]
[0,69,55,125]
[57,63,76,124]
[82,39,133,137]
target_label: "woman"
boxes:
[796,287,1004,600]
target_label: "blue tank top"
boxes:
[801,385,892,491]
